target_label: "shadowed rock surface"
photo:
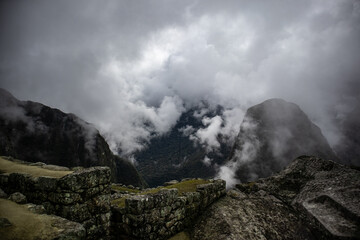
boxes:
[190,190,315,240]
[190,156,360,240]
[229,99,338,183]
[0,88,146,187]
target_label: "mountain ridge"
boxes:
[0,88,146,187]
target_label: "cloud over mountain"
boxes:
[1,0,359,157]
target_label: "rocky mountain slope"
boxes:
[228,98,338,183]
[0,88,146,187]
[190,156,360,240]
[134,105,232,187]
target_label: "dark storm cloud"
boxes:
[0,0,359,156]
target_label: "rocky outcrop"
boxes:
[111,179,226,239]
[190,156,360,240]
[0,88,146,188]
[257,156,360,239]
[0,163,112,239]
[191,190,315,240]
[228,99,338,182]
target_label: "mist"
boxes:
[1,0,359,163]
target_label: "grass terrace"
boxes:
[0,156,73,178]
[0,199,79,240]
[111,179,210,208]
[111,185,141,193]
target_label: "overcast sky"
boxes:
[1,0,359,155]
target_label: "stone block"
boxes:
[125,214,144,227]
[126,195,147,214]
[60,203,91,222]
[49,192,82,205]
[88,194,111,214]
[36,176,58,191]
[59,167,111,192]
[0,174,9,187]
[160,206,172,218]
[8,173,33,193]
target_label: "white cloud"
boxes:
[202,156,212,167]
[216,164,240,189]
[191,115,223,152]
[1,0,359,158]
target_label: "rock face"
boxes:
[190,156,360,240]
[191,190,315,240]
[135,104,232,187]
[229,99,338,182]
[0,88,146,187]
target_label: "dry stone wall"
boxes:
[111,179,226,239]
[0,159,227,240]
[0,167,111,240]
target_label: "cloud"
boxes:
[216,115,260,188]
[179,125,195,137]
[0,0,359,158]
[216,164,239,190]
[189,107,245,153]
[191,115,223,152]
[202,156,212,167]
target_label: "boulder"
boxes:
[41,164,70,171]
[9,192,27,204]
[29,162,45,167]
[26,204,47,214]
[50,217,86,240]
[164,180,179,186]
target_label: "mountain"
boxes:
[0,88,146,187]
[134,104,232,187]
[229,98,338,183]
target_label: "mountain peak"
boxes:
[229,99,338,183]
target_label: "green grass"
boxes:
[112,197,126,208]
[164,179,210,194]
[168,231,191,240]
[111,179,210,208]
[141,179,209,195]
[0,156,72,178]
[111,185,141,193]
[0,199,74,239]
